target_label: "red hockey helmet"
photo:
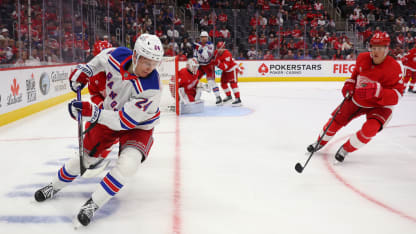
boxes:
[370,32,390,46]
[216,41,225,49]
[93,40,112,56]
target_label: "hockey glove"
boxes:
[69,64,93,92]
[355,82,382,100]
[236,67,244,75]
[68,100,101,123]
[342,80,355,98]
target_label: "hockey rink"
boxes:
[0,82,415,234]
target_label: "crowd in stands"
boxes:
[1,0,416,67]
[335,0,416,59]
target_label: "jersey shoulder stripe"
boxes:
[130,70,161,94]
[108,47,133,72]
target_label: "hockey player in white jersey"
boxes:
[194,31,222,105]
[34,34,164,227]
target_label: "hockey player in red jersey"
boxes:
[307,32,404,163]
[170,58,203,103]
[194,31,222,105]
[213,41,242,106]
[401,46,416,93]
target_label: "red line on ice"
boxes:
[172,116,181,234]
[323,123,416,224]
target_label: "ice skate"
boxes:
[232,98,242,107]
[306,142,324,153]
[334,146,349,164]
[222,95,233,103]
[216,96,223,105]
[408,87,416,93]
[34,183,59,202]
[73,198,99,228]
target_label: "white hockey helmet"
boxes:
[186,58,199,75]
[132,34,164,72]
[200,31,209,37]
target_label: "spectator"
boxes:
[247,46,257,59]
[26,49,41,66]
[177,50,187,61]
[236,52,246,60]
[342,38,353,53]
[164,44,175,56]
[283,49,295,59]
[259,33,267,50]
[332,49,343,60]
[0,28,10,41]
[168,38,179,54]
[294,50,304,60]
[167,25,180,40]
[248,30,257,45]
[218,10,228,25]
[345,51,357,60]
[220,26,230,39]
[264,50,274,60]
[312,38,324,50]
[303,50,312,60]
[15,50,29,66]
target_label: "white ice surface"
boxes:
[0,82,415,234]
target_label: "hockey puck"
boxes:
[295,163,303,173]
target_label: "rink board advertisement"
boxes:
[0,64,77,125]
[232,60,356,81]
[158,58,356,82]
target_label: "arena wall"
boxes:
[0,59,391,126]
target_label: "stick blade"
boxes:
[295,163,304,173]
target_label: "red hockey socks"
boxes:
[221,83,231,97]
[317,118,343,147]
[343,119,381,153]
[230,82,240,98]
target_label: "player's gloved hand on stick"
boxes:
[342,81,355,98]
[355,82,382,100]
[69,64,93,92]
[68,100,101,123]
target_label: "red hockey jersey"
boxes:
[346,52,404,108]
[213,49,238,72]
[178,67,199,90]
[402,48,416,71]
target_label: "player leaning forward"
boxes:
[307,32,404,163]
[34,34,164,227]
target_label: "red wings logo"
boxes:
[11,78,20,96]
[258,63,269,75]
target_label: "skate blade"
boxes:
[232,103,242,107]
[332,158,343,165]
[73,217,83,230]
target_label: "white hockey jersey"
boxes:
[193,41,214,66]
[85,47,161,131]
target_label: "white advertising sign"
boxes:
[0,65,75,115]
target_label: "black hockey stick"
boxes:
[295,93,350,173]
[77,87,87,176]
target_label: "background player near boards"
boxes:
[213,41,243,107]
[193,31,222,105]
